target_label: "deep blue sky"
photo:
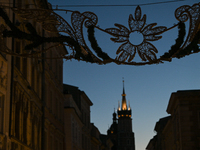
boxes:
[48,0,200,149]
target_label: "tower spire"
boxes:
[122,79,126,97]
[121,79,127,110]
[109,79,135,150]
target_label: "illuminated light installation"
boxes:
[0,3,199,66]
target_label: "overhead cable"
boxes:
[51,0,186,8]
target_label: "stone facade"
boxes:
[0,0,107,150]
[146,90,200,150]
[91,123,101,150]
[0,0,67,149]
[63,84,115,150]
[63,84,93,150]
[63,85,83,150]
[0,1,13,149]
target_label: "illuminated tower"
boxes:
[117,80,135,150]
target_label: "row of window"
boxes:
[44,131,63,150]
[15,40,42,98]
[46,48,63,85]
[72,121,81,146]
[82,109,90,129]
[12,84,41,149]
[82,134,90,150]
[45,84,64,122]
[14,40,64,122]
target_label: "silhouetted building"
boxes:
[91,123,101,150]
[146,90,200,150]
[100,134,113,150]
[107,81,135,150]
[146,116,171,150]
[63,84,93,150]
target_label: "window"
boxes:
[0,94,4,133]
[0,32,6,58]
[50,50,53,68]
[49,90,53,111]
[23,100,28,144]
[32,119,35,148]
[75,124,77,141]
[15,98,20,139]
[16,0,22,8]
[55,139,58,149]
[15,41,21,70]
[84,113,86,125]
[50,135,53,150]
[82,134,84,149]
[55,98,58,117]
[36,70,40,96]
[60,105,63,122]
[45,83,48,105]
[72,122,75,141]
[59,142,63,150]
[58,101,61,120]
[31,66,35,91]
[44,131,48,150]
[59,64,62,83]
[198,111,200,128]
[22,57,27,79]
[55,59,58,78]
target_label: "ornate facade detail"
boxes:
[0,134,5,149]
[0,60,7,90]
[0,0,66,149]
[11,81,42,149]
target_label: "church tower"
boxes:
[117,80,135,150]
[107,80,135,150]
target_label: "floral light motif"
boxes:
[0,3,199,65]
[105,6,168,62]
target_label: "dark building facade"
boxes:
[146,90,200,150]
[107,81,135,150]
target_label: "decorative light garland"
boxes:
[0,2,199,65]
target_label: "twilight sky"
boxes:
[48,0,200,149]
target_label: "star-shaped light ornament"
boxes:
[105,6,168,62]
